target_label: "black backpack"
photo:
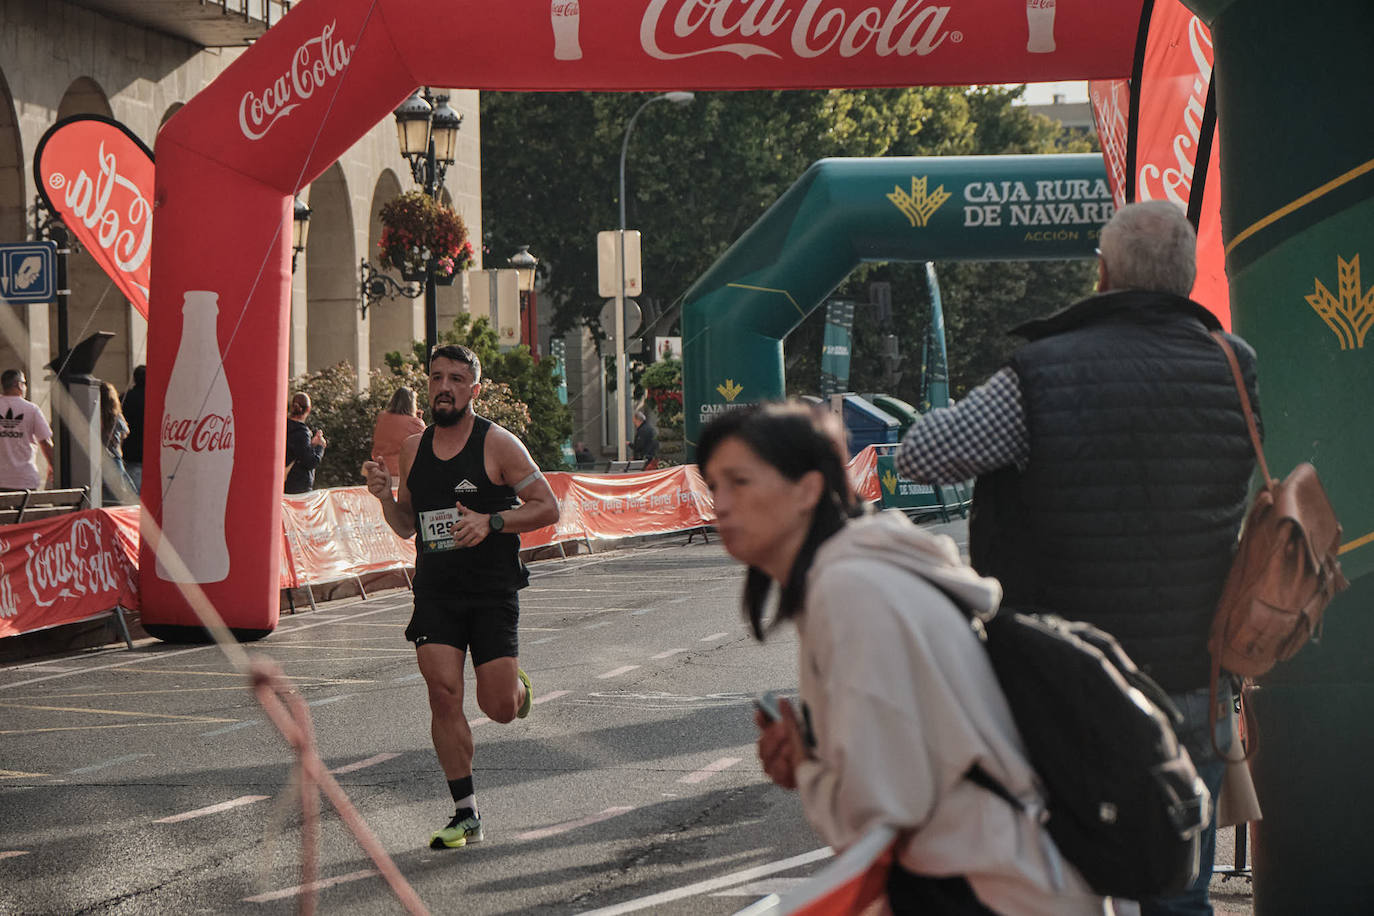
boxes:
[964,609,1210,900]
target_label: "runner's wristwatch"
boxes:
[489,512,505,532]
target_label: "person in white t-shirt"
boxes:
[0,369,55,491]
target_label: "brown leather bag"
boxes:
[1208,333,1349,756]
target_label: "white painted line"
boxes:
[200,720,258,737]
[155,794,269,824]
[329,752,399,775]
[532,690,570,705]
[469,717,491,727]
[651,648,688,660]
[526,636,559,646]
[305,694,353,707]
[516,806,634,842]
[631,608,654,616]
[710,877,808,897]
[583,621,614,630]
[678,757,743,784]
[70,753,152,775]
[242,868,379,903]
[597,665,641,679]
[700,632,729,642]
[576,847,834,916]
[0,850,29,860]
[392,672,425,683]
[10,664,75,673]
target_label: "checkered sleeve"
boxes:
[894,367,1029,483]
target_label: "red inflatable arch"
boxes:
[140,0,1158,636]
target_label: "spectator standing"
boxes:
[573,441,595,468]
[699,403,1104,915]
[284,392,327,494]
[99,381,133,505]
[630,409,658,466]
[0,369,54,490]
[371,385,426,480]
[121,365,145,490]
[896,201,1258,915]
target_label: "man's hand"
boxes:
[756,697,809,790]
[448,508,492,548]
[311,428,327,449]
[361,459,392,500]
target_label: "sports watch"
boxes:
[488,512,505,532]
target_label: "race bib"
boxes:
[418,507,461,552]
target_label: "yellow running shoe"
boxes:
[430,810,484,849]
[516,668,533,719]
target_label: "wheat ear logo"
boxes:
[881,468,899,495]
[887,176,951,228]
[716,379,744,402]
[1305,254,1374,349]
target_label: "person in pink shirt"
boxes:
[0,369,55,491]
[371,386,426,480]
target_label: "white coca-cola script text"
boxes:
[239,21,352,141]
[162,414,235,453]
[53,141,152,289]
[640,0,954,61]
[1138,17,1213,207]
[20,521,123,609]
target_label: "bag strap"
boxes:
[1209,331,1272,486]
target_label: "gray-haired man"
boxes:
[897,201,1259,915]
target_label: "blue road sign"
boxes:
[0,242,57,304]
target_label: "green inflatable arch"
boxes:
[682,153,1112,452]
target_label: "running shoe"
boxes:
[430,809,484,849]
[516,668,534,719]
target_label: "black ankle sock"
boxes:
[447,775,473,804]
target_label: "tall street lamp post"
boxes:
[393,87,462,360]
[509,244,539,358]
[616,91,693,461]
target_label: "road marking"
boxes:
[526,636,559,646]
[517,806,634,841]
[631,608,654,616]
[597,665,641,679]
[0,701,231,723]
[392,672,425,683]
[583,621,614,630]
[700,632,729,642]
[70,753,152,775]
[576,847,833,915]
[155,795,269,824]
[678,757,743,784]
[0,603,402,692]
[329,752,400,775]
[5,664,75,673]
[533,690,570,705]
[241,868,379,903]
[469,716,491,727]
[201,721,258,737]
[651,649,688,660]
[305,694,353,707]
[0,769,49,779]
[128,670,373,685]
[710,877,808,897]
[0,851,29,860]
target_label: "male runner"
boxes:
[363,344,559,849]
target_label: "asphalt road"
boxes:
[0,529,1254,915]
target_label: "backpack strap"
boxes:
[1208,331,1265,763]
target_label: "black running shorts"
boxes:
[405,593,520,665]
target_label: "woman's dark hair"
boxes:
[697,402,858,641]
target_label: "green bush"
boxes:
[640,357,683,430]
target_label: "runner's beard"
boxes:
[432,399,471,427]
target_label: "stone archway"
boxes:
[303,162,358,377]
[0,66,46,399]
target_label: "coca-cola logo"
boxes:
[1138,16,1213,207]
[239,21,353,141]
[162,413,235,453]
[640,0,957,61]
[49,141,152,285]
[22,520,122,608]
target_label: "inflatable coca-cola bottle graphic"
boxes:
[155,290,235,583]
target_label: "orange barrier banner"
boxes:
[557,466,714,541]
[281,487,416,589]
[0,509,140,639]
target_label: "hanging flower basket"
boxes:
[378,190,475,283]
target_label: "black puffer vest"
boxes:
[970,290,1259,691]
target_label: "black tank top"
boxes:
[407,417,526,596]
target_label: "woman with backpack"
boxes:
[698,402,1105,915]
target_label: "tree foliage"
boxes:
[481,87,1098,397]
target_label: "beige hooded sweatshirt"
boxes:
[792,510,1108,915]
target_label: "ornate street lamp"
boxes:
[393,87,464,358]
[509,245,539,357]
[291,197,311,273]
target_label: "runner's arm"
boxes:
[487,429,559,534]
[364,433,418,539]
